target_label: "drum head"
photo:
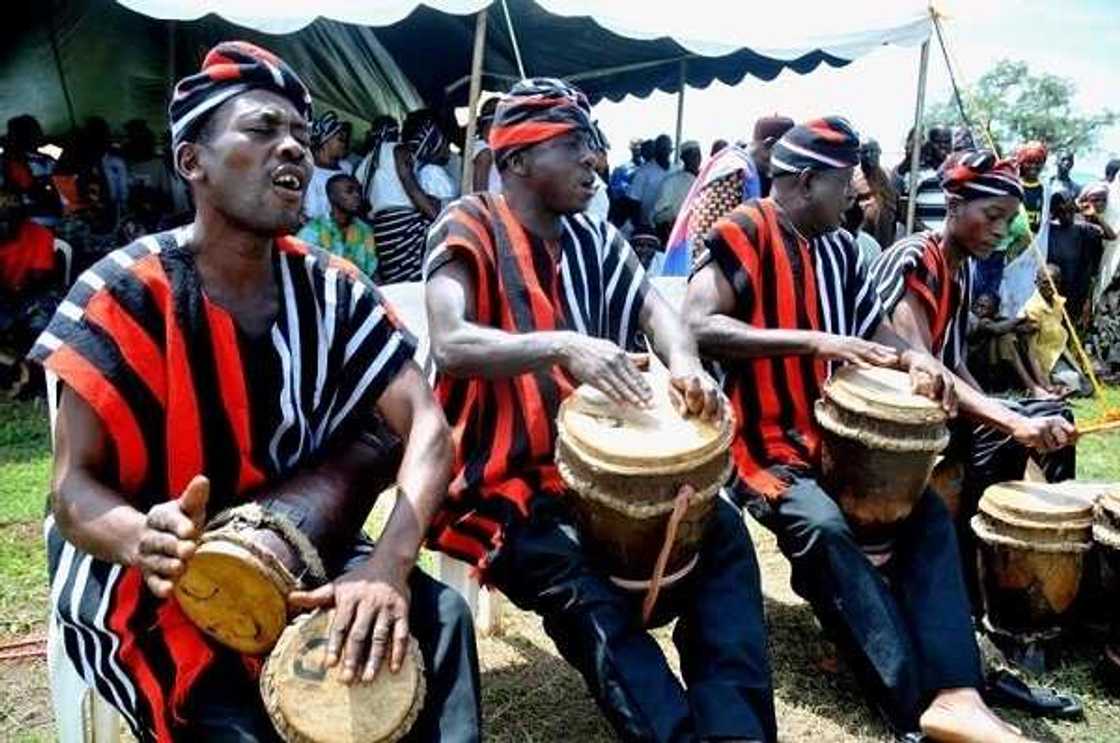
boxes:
[174,540,290,654]
[821,365,946,425]
[557,374,732,475]
[979,481,1096,529]
[262,611,425,743]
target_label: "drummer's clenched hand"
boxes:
[289,560,412,684]
[558,333,654,408]
[1012,415,1076,453]
[668,363,722,421]
[136,475,209,599]
[900,350,958,417]
[812,333,899,368]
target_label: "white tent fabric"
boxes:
[118,0,932,60]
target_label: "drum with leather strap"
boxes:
[555,372,733,622]
[261,609,425,743]
[174,502,327,654]
[971,481,1095,641]
[815,365,950,562]
[1094,489,1120,674]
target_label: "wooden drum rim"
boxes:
[820,365,948,426]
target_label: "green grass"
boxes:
[1071,386,1120,481]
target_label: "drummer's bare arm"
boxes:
[888,293,1074,449]
[50,385,210,598]
[638,281,722,420]
[427,256,652,406]
[686,262,898,366]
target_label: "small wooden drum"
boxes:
[261,610,426,743]
[971,481,1095,639]
[816,365,949,553]
[555,375,734,589]
[174,503,327,654]
[1094,490,1120,672]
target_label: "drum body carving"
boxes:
[174,503,326,654]
[261,610,425,743]
[816,366,949,546]
[556,375,734,587]
[971,481,1094,639]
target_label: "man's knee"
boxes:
[437,580,476,638]
[780,484,855,557]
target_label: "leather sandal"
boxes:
[984,669,1083,720]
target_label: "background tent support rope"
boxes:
[44,3,77,130]
[500,0,527,79]
[461,9,488,193]
[932,12,975,144]
[905,38,931,234]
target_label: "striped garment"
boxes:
[693,198,883,501]
[372,206,429,284]
[423,193,650,570]
[28,229,414,742]
[870,231,972,371]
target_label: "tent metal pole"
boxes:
[674,60,686,164]
[905,39,930,235]
[500,0,526,78]
[461,9,489,193]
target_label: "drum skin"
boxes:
[261,610,425,743]
[174,504,323,655]
[972,481,1095,637]
[556,375,733,585]
[815,365,949,542]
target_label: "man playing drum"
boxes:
[425,78,777,742]
[31,42,481,742]
[684,118,1027,742]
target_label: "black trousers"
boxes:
[184,542,483,742]
[746,474,982,734]
[488,495,777,743]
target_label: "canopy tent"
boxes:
[1,0,422,141]
[116,0,934,107]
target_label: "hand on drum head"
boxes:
[813,334,900,369]
[289,559,412,684]
[138,475,210,599]
[559,334,654,408]
[668,366,723,421]
[900,350,958,417]
[1012,415,1077,452]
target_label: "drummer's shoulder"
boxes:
[74,229,183,294]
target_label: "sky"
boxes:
[589,0,1120,178]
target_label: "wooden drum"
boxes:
[174,503,327,654]
[1094,490,1120,672]
[815,365,950,553]
[555,376,734,590]
[971,481,1094,639]
[261,610,425,743]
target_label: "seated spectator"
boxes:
[2,114,61,224]
[297,173,378,278]
[1021,263,1091,396]
[304,110,353,220]
[121,118,173,229]
[1047,190,1107,329]
[967,292,1050,397]
[0,187,65,394]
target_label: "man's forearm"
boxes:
[53,468,146,566]
[434,322,574,379]
[693,313,822,360]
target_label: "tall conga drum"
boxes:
[815,365,950,559]
[971,481,1094,641]
[261,610,426,743]
[1094,490,1120,674]
[556,375,733,594]
[174,503,327,654]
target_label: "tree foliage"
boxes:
[925,59,1116,157]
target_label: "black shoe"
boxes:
[984,669,1084,720]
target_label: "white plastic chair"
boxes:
[53,239,73,287]
[44,370,122,742]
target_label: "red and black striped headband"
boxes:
[770,116,860,175]
[940,150,1024,201]
[169,41,312,149]
[488,78,601,166]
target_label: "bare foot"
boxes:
[920,688,1032,742]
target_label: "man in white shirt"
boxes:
[626,133,672,233]
[304,111,353,220]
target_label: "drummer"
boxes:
[684,117,1028,742]
[30,42,481,741]
[425,78,777,742]
[870,151,1076,532]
